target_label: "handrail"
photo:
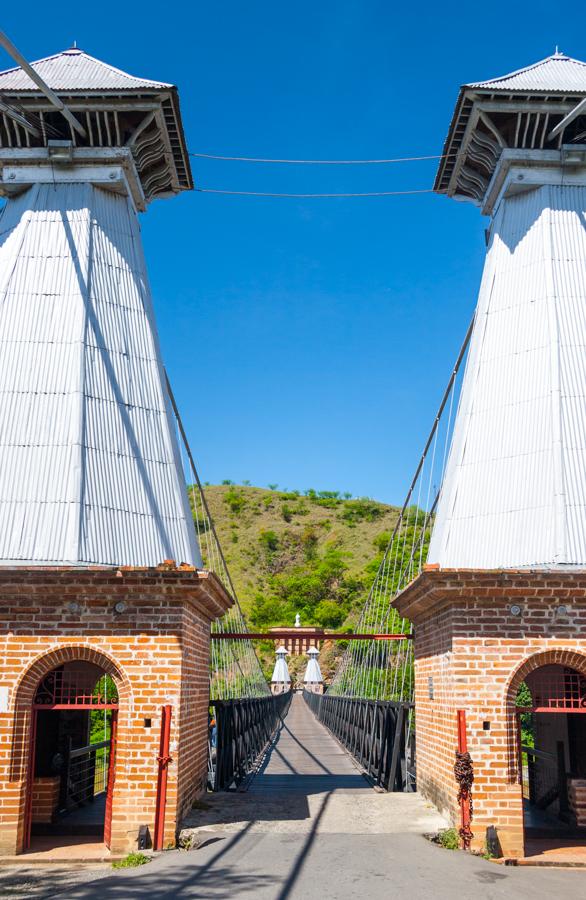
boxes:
[521,744,555,762]
[69,740,109,760]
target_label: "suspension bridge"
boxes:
[172,318,472,797]
[2,29,586,872]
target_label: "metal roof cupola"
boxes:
[0,45,200,567]
[428,52,586,569]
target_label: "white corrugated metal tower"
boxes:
[0,47,201,567]
[430,52,586,569]
[271,647,291,684]
[303,647,323,684]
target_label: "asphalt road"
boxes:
[3,697,585,899]
[2,831,585,900]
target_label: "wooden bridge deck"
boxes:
[248,693,372,794]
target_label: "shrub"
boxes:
[224,488,246,515]
[373,531,391,553]
[282,504,293,523]
[315,599,345,628]
[437,828,459,850]
[259,530,279,554]
[341,498,383,524]
[301,527,318,560]
[112,852,151,869]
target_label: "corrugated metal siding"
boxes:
[470,54,586,92]
[0,48,170,91]
[429,183,586,568]
[0,181,201,567]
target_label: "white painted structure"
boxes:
[303,647,323,685]
[0,48,200,566]
[429,53,586,569]
[271,647,291,684]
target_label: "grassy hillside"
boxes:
[199,484,401,635]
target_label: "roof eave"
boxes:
[167,85,193,191]
[433,86,469,194]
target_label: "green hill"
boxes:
[199,484,400,634]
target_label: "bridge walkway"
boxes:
[247,692,371,795]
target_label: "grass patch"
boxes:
[112,852,151,869]
[436,828,460,850]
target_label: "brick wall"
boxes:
[30,777,60,824]
[395,569,586,858]
[0,567,231,855]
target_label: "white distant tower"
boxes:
[429,52,586,569]
[0,46,199,567]
[303,646,323,694]
[270,646,291,694]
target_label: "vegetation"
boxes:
[436,828,460,850]
[193,484,409,679]
[112,852,151,869]
[516,681,535,748]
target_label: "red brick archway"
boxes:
[10,646,131,854]
[505,649,586,781]
[506,649,586,708]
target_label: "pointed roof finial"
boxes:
[554,45,563,56]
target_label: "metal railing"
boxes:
[521,742,570,819]
[209,692,292,791]
[59,739,110,813]
[303,690,414,791]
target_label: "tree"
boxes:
[315,600,345,628]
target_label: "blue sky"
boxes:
[3,2,586,503]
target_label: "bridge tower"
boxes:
[395,52,586,858]
[0,45,232,855]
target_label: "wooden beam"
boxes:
[548,97,586,141]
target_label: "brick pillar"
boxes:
[0,567,231,856]
[395,568,586,858]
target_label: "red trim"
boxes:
[518,706,586,714]
[456,710,472,851]
[103,711,118,849]
[457,709,468,753]
[32,703,119,710]
[153,705,173,851]
[212,632,412,641]
[23,709,37,851]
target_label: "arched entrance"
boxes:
[25,660,119,852]
[514,661,586,854]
